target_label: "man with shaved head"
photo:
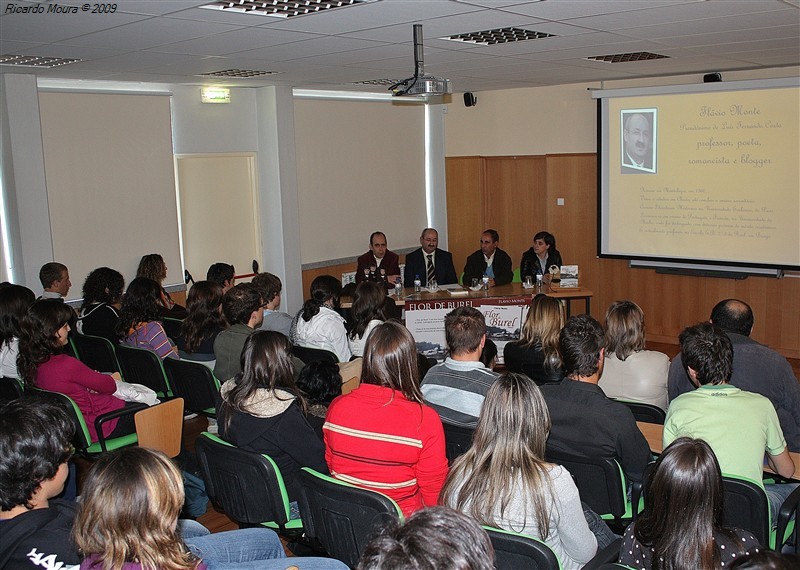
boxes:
[668,299,800,452]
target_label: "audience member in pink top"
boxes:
[17,299,129,441]
[117,277,179,359]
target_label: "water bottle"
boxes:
[394,277,403,298]
[414,275,421,293]
[536,273,543,293]
[482,274,489,292]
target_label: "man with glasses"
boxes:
[622,112,654,173]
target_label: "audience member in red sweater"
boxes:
[18,299,132,442]
[324,320,448,516]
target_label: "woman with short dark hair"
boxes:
[520,231,562,283]
[77,267,124,342]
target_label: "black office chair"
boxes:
[0,376,24,403]
[292,345,338,364]
[163,358,220,417]
[484,526,560,570]
[161,317,183,341]
[115,344,172,397]
[616,400,666,424]
[72,333,120,373]
[545,448,635,531]
[195,432,303,538]
[298,467,402,568]
[442,422,475,465]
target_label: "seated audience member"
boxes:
[252,272,293,338]
[730,552,800,569]
[356,231,401,286]
[479,338,498,370]
[20,300,134,442]
[442,373,615,569]
[503,294,565,385]
[0,284,35,378]
[324,321,448,517]
[620,437,761,569]
[403,228,458,288]
[218,331,327,506]
[598,300,669,410]
[462,229,513,287]
[520,231,563,283]
[668,299,800,452]
[540,314,651,484]
[296,360,342,440]
[421,307,499,427]
[664,322,796,523]
[117,277,179,360]
[358,506,494,570]
[176,280,225,361]
[292,275,351,362]
[136,253,187,318]
[0,397,78,568]
[347,281,388,358]
[213,283,262,382]
[76,267,124,342]
[39,262,71,300]
[206,262,235,293]
[74,447,343,570]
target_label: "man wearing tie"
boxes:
[403,228,458,288]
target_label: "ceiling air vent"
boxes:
[443,27,555,45]
[586,52,669,63]
[200,0,379,19]
[0,54,82,68]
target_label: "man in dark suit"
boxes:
[462,229,513,287]
[356,231,401,286]
[403,228,458,287]
[621,112,654,174]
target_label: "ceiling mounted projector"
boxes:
[391,24,452,97]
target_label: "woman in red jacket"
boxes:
[324,320,448,516]
[18,299,132,442]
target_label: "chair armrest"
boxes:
[583,538,622,569]
[95,403,148,452]
[776,483,800,550]
[631,478,643,521]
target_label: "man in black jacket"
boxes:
[462,229,513,287]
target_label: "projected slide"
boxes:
[597,80,799,270]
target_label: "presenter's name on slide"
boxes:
[699,105,761,117]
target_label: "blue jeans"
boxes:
[179,520,348,570]
[765,482,799,528]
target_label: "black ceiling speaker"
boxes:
[464,92,477,107]
[704,72,722,83]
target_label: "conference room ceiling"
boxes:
[1,0,798,93]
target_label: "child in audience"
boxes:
[291,275,350,362]
[502,294,565,385]
[441,372,615,570]
[0,284,35,378]
[324,321,448,517]
[296,360,342,440]
[217,331,328,508]
[176,280,226,361]
[347,281,387,358]
[620,437,761,569]
[117,277,179,360]
[19,299,134,442]
[77,267,124,342]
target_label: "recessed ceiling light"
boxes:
[200,0,379,19]
[0,54,82,68]
[443,27,555,45]
[586,52,669,63]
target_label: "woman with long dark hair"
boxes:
[347,281,387,358]
[620,437,761,569]
[503,294,565,385]
[176,280,226,360]
[217,331,327,506]
[18,299,132,442]
[77,267,124,342]
[441,373,606,569]
[117,277,179,360]
[291,275,350,362]
[324,320,448,517]
[136,253,187,318]
[0,284,35,378]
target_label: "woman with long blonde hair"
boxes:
[441,373,614,570]
[503,294,565,384]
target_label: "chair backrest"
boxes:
[28,387,92,451]
[721,474,770,549]
[161,317,184,341]
[195,432,292,529]
[442,422,475,465]
[545,447,627,520]
[135,398,184,458]
[292,345,338,364]
[115,344,172,396]
[484,526,561,570]
[298,467,402,568]
[72,333,120,373]
[0,376,24,403]
[163,358,220,416]
[616,400,666,424]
